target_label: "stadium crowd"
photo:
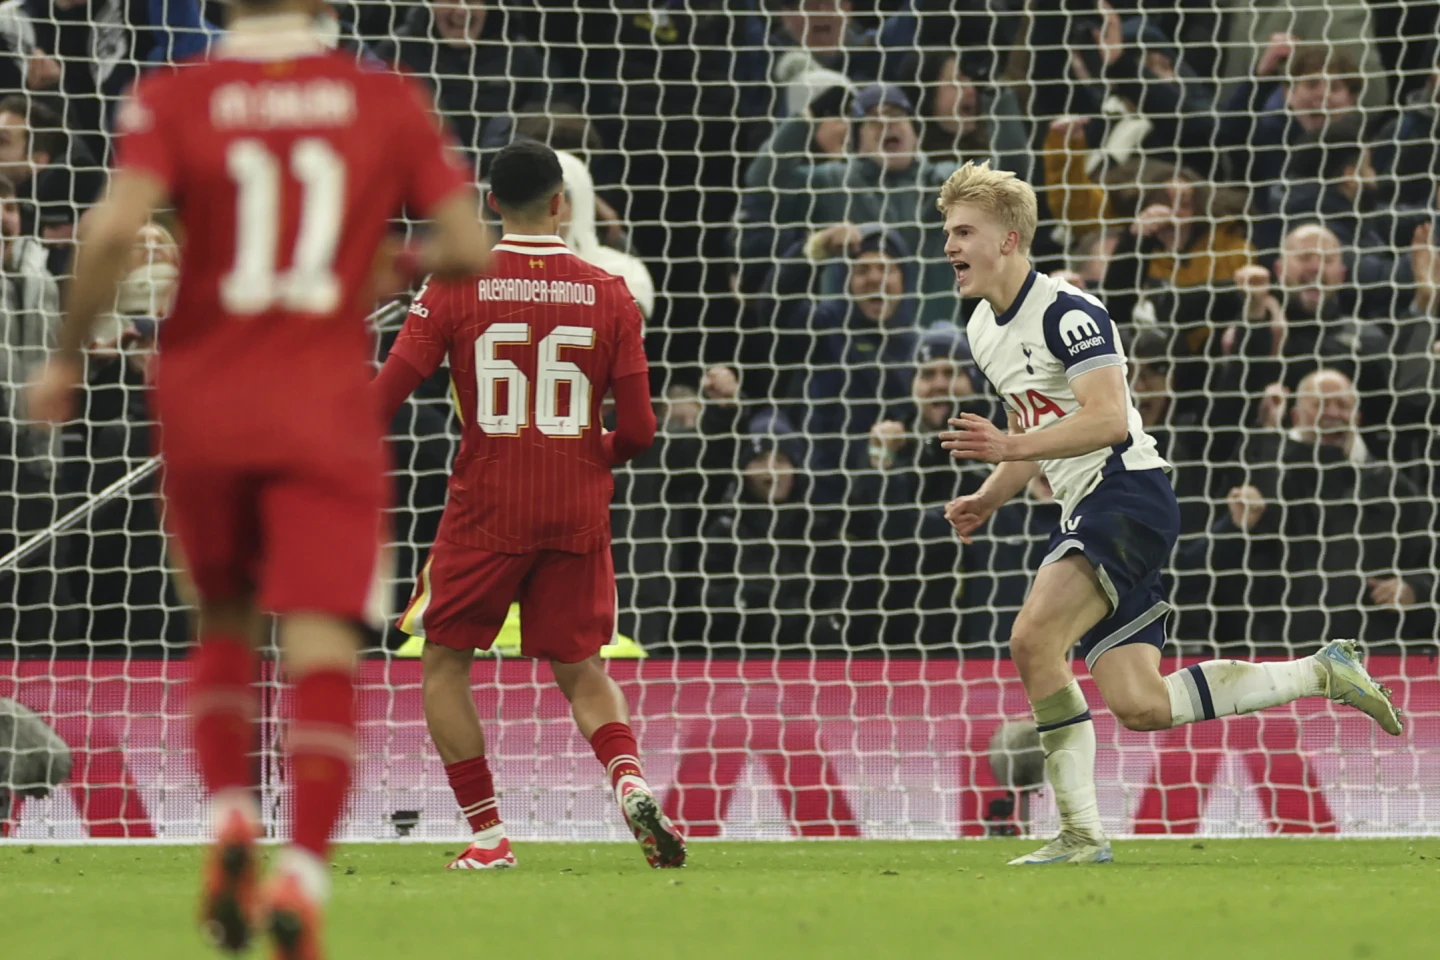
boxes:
[1,0,1439,659]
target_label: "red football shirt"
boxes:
[390,235,650,554]
[114,34,469,471]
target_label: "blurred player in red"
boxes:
[372,139,684,870]
[27,1,490,956]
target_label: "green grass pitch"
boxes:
[1,840,1433,959]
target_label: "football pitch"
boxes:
[1,840,1431,959]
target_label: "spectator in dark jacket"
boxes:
[0,95,103,275]
[378,0,545,176]
[844,323,997,648]
[778,224,920,504]
[1218,41,1362,211]
[1178,368,1437,651]
[18,0,216,160]
[701,409,840,650]
[1374,63,1440,208]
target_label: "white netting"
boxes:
[2,1,1439,840]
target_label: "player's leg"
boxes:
[162,466,265,951]
[1005,553,1114,864]
[422,641,514,868]
[1093,639,1402,735]
[403,544,530,869]
[528,548,685,868]
[253,466,385,958]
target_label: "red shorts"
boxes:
[161,460,388,626]
[398,540,615,663]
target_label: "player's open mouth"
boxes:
[882,134,903,150]
[951,262,970,285]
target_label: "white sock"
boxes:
[472,823,506,850]
[1164,658,1325,726]
[1032,680,1102,837]
[277,846,331,904]
[210,788,258,834]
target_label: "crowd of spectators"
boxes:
[2,0,1440,660]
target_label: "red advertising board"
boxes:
[4,657,1436,840]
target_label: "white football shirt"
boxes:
[965,269,1169,517]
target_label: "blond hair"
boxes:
[936,161,1038,255]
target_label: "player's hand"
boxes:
[702,365,740,405]
[1257,31,1298,78]
[1226,484,1267,531]
[1256,381,1289,429]
[1367,576,1417,608]
[940,413,1014,464]
[944,493,994,544]
[27,357,83,425]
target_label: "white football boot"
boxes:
[1008,829,1114,866]
[1316,640,1404,736]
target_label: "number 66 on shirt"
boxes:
[374,234,652,557]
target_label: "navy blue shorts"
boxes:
[1041,468,1181,668]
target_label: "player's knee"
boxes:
[1008,623,1056,676]
[1111,697,1172,732]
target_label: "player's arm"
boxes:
[408,189,491,279]
[602,373,657,465]
[601,289,655,465]
[28,169,167,423]
[971,411,1043,499]
[942,367,1128,464]
[941,411,1039,544]
[372,282,452,424]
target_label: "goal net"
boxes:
[2,1,1438,841]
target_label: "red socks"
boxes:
[589,722,644,790]
[445,756,501,834]
[189,636,257,796]
[287,669,356,860]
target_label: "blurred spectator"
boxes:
[1374,62,1440,207]
[1127,328,1221,533]
[0,95,102,275]
[1219,7,1388,109]
[1218,40,1362,210]
[1180,368,1436,648]
[1055,230,1117,291]
[745,83,970,325]
[730,82,850,298]
[774,224,919,502]
[1280,115,1395,260]
[554,149,654,317]
[899,50,1028,177]
[766,0,878,115]
[313,1,385,65]
[14,0,216,160]
[49,221,185,654]
[1212,225,1390,455]
[378,0,545,176]
[1042,134,1252,334]
[700,409,836,649]
[843,323,995,647]
[0,166,68,643]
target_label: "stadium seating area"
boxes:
[3,0,1440,663]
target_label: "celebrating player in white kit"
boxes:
[933,162,1403,865]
